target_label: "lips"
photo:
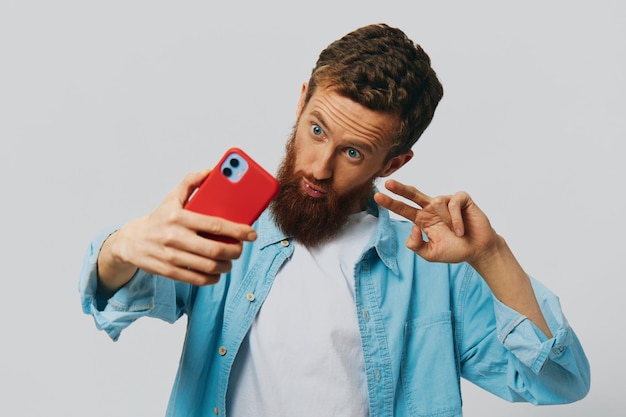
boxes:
[301,178,327,198]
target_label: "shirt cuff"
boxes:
[494,277,572,374]
[78,226,159,341]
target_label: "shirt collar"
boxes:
[256,195,401,275]
[256,210,290,248]
[364,197,400,275]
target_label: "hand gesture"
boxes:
[375,179,554,337]
[374,179,499,266]
[98,170,257,291]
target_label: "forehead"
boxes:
[302,87,399,149]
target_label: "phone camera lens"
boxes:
[229,158,240,168]
[222,167,233,177]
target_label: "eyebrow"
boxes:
[310,110,376,155]
[311,110,332,135]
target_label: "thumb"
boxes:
[174,169,212,206]
[406,225,426,254]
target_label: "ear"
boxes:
[296,82,309,118]
[379,150,414,177]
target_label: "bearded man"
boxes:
[80,23,589,417]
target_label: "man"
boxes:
[80,24,590,416]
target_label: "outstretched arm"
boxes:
[374,179,552,338]
[97,170,258,297]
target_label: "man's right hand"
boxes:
[96,170,258,296]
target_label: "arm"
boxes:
[375,179,550,336]
[97,170,258,297]
[456,263,590,404]
[375,179,590,402]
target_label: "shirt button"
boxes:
[552,346,565,355]
[280,239,289,247]
[246,293,255,302]
[218,346,227,356]
[214,407,219,415]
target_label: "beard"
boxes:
[270,130,376,247]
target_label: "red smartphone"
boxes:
[184,148,280,234]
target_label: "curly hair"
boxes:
[305,24,444,160]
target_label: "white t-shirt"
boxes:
[227,212,378,417]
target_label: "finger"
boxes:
[183,212,258,243]
[181,255,234,276]
[374,192,420,222]
[171,170,212,206]
[406,225,426,253]
[421,195,454,231]
[144,216,249,266]
[148,231,241,267]
[405,226,445,263]
[198,217,257,242]
[172,266,222,286]
[190,238,246,265]
[168,235,242,263]
[131,254,224,286]
[405,226,448,262]
[383,179,432,207]
[447,192,471,237]
[187,272,222,286]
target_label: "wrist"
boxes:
[470,236,553,338]
[470,234,509,275]
[97,229,137,295]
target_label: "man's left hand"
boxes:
[374,179,499,266]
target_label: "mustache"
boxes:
[284,170,334,195]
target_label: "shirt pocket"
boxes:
[401,311,462,417]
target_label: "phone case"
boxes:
[184,147,280,227]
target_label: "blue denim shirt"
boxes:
[79,202,590,417]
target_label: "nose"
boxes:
[311,147,334,181]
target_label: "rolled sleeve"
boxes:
[494,277,573,374]
[78,227,181,341]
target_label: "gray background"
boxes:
[1,1,624,416]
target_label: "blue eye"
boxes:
[346,148,361,159]
[311,123,324,136]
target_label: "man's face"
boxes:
[270,85,410,246]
